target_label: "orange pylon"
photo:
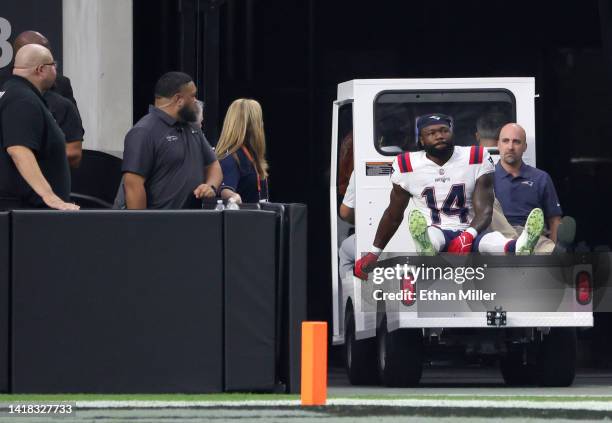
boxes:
[300,321,327,406]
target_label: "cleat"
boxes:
[516,208,545,255]
[553,215,576,254]
[557,215,576,246]
[409,209,436,255]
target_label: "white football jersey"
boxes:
[390,146,494,231]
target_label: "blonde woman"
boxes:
[216,99,269,203]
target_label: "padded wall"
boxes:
[261,203,308,393]
[224,210,277,391]
[11,210,223,393]
[282,204,308,393]
[0,213,9,392]
[261,203,286,390]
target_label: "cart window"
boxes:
[373,90,516,156]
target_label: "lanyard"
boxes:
[241,146,262,194]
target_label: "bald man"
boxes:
[12,31,77,104]
[0,44,78,210]
[12,30,84,167]
[494,123,561,243]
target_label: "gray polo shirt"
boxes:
[115,106,216,209]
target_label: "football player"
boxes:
[354,113,544,280]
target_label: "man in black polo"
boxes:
[12,31,85,168]
[0,44,79,210]
[43,90,84,167]
[118,71,222,209]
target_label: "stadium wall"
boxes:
[63,0,133,158]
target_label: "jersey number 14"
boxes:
[421,184,468,225]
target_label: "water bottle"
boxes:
[214,199,225,211]
[226,197,240,210]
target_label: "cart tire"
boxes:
[377,317,422,387]
[344,307,378,385]
[536,328,577,387]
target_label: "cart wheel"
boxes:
[344,307,378,385]
[377,317,422,387]
[535,328,577,387]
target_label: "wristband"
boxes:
[370,246,383,256]
[465,227,478,238]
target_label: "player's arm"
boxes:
[470,172,494,232]
[447,172,493,254]
[373,183,412,249]
[354,183,411,279]
[339,204,355,225]
[447,152,495,254]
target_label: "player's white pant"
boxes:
[477,231,513,253]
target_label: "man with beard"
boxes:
[354,113,545,279]
[495,123,563,242]
[118,71,222,209]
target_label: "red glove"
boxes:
[354,252,379,280]
[447,231,475,254]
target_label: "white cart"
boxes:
[330,78,593,387]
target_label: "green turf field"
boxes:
[0,393,611,402]
[1,393,611,423]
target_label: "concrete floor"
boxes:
[328,366,612,396]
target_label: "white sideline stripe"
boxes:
[75,399,612,412]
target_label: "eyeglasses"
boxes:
[14,61,58,70]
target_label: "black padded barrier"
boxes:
[281,204,307,394]
[11,210,223,393]
[261,203,309,393]
[260,203,286,390]
[0,213,9,393]
[224,210,277,391]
